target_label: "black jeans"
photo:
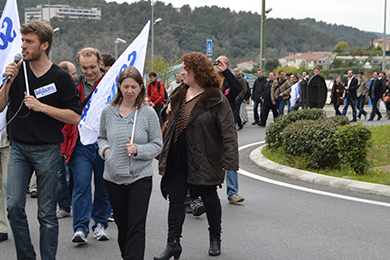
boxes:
[167,172,222,240]
[234,100,243,127]
[260,104,278,126]
[105,177,152,260]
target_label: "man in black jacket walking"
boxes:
[368,71,383,121]
[259,72,278,127]
[341,70,358,122]
[251,69,267,125]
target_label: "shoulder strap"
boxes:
[81,91,94,108]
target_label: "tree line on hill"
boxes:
[0,0,380,70]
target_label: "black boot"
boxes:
[208,237,221,256]
[154,239,182,260]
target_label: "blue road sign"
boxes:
[206,39,212,56]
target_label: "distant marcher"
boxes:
[58,61,78,79]
[240,72,250,125]
[357,71,369,119]
[251,69,267,125]
[368,71,383,121]
[101,53,116,71]
[330,76,344,116]
[233,68,247,130]
[259,72,278,127]
[98,66,163,259]
[147,72,166,117]
[155,52,238,259]
[289,75,300,110]
[168,72,182,96]
[271,70,291,116]
[383,80,390,119]
[341,70,358,122]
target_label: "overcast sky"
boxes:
[111,0,387,33]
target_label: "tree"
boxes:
[265,59,280,72]
[334,41,349,53]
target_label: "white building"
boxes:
[279,52,335,69]
[237,61,257,72]
[25,5,101,23]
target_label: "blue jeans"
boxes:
[277,97,287,116]
[341,94,357,121]
[7,141,60,260]
[253,101,263,123]
[226,170,239,200]
[57,156,71,213]
[357,95,367,118]
[69,140,111,236]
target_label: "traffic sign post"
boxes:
[206,39,212,56]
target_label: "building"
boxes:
[334,55,390,67]
[25,4,101,23]
[279,52,335,69]
[237,61,257,72]
[373,38,390,51]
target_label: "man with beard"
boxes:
[1,20,81,260]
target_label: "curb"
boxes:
[249,145,390,198]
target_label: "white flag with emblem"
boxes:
[79,21,150,145]
[0,0,22,141]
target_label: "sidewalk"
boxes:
[247,104,390,198]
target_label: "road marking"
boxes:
[238,142,390,208]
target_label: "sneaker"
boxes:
[229,193,245,204]
[57,210,71,219]
[72,231,87,244]
[190,197,206,217]
[94,223,109,241]
[184,203,193,214]
[107,213,114,222]
[30,189,37,198]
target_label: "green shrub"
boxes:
[334,123,372,174]
[265,108,327,150]
[282,118,340,168]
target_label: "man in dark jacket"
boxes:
[368,71,383,121]
[259,72,278,127]
[341,70,358,122]
[251,69,267,125]
[233,68,247,130]
[215,55,244,204]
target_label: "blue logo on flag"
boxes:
[0,17,17,50]
[206,39,212,56]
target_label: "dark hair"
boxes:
[286,72,292,77]
[77,47,102,64]
[148,72,157,78]
[333,76,341,85]
[21,20,53,56]
[101,53,116,67]
[181,52,221,88]
[380,71,386,76]
[269,72,276,77]
[278,70,284,75]
[111,66,145,109]
[303,71,309,75]
[313,67,320,71]
[359,71,364,75]
[293,75,299,81]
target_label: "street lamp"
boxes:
[49,27,60,61]
[115,37,127,59]
[259,1,272,70]
[151,0,162,71]
[382,0,387,71]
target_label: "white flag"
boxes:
[79,21,150,145]
[0,0,22,141]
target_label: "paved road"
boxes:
[1,109,390,259]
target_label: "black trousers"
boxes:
[167,172,222,240]
[105,177,152,260]
[260,104,278,126]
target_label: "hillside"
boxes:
[0,0,380,67]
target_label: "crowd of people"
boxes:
[2,19,389,260]
[0,20,246,260]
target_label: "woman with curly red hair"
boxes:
[154,52,239,259]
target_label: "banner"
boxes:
[79,21,150,145]
[0,0,22,141]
